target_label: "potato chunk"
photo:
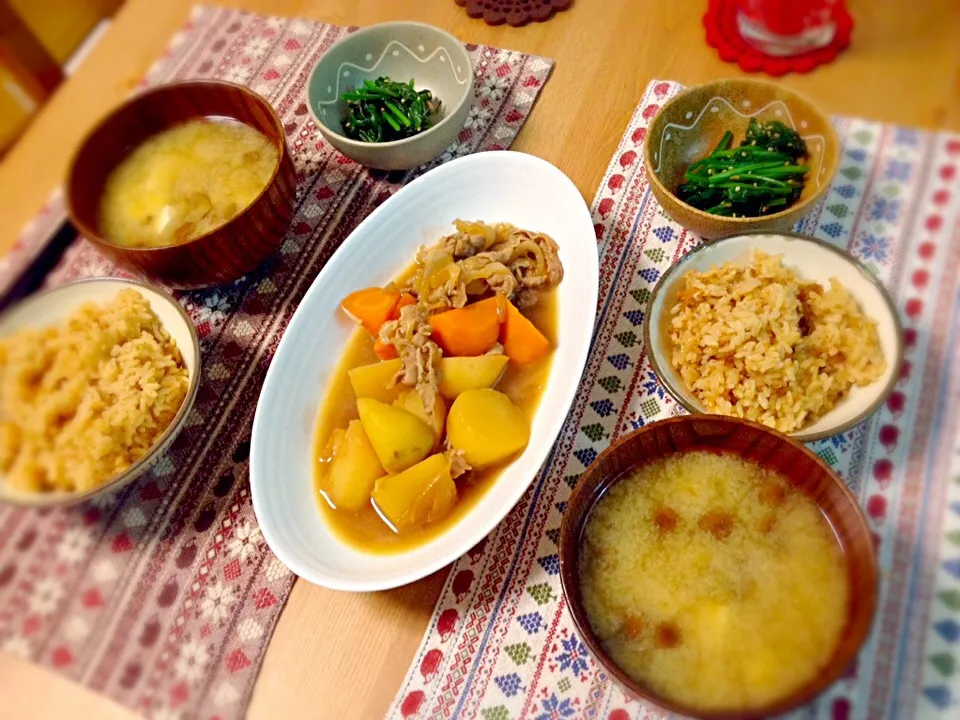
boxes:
[356,397,434,473]
[393,389,446,443]
[437,355,509,400]
[371,453,458,532]
[348,358,403,403]
[318,420,384,511]
[446,389,530,468]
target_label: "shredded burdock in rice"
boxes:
[0,289,189,494]
[668,250,886,433]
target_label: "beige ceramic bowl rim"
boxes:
[642,77,841,226]
[558,414,879,720]
[64,79,287,255]
[0,277,202,508]
[305,20,473,150]
[642,230,906,442]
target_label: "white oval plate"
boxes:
[250,151,598,591]
[644,232,903,442]
[0,278,200,506]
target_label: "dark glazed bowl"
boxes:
[558,415,878,720]
[66,81,296,289]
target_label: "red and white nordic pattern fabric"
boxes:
[0,6,552,719]
[0,188,67,299]
[388,80,960,720]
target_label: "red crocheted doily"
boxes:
[704,0,853,76]
[454,0,572,27]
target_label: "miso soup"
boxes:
[580,451,849,713]
[100,118,278,248]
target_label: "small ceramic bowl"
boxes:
[306,22,474,171]
[643,231,904,442]
[559,415,878,720]
[66,81,297,289]
[0,278,201,507]
[643,78,840,239]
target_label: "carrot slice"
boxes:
[394,293,417,314]
[341,287,401,335]
[500,299,550,365]
[373,336,398,360]
[429,297,504,357]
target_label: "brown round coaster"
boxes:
[455,0,572,27]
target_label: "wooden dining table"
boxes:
[0,0,958,718]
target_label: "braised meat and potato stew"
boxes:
[312,220,564,553]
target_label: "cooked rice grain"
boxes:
[669,251,885,433]
[0,289,189,493]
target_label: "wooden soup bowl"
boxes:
[66,81,296,289]
[558,415,877,720]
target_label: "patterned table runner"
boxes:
[0,6,552,719]
[388,80,960,720]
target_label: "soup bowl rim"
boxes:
[557,414,879,720]
[65,79,288,254]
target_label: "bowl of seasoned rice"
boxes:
[0,279,200,506]
[644,232,903,441]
